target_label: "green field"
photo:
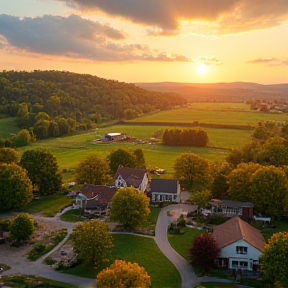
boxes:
[65,234,181,288]
[0,117,20,139]
[130,105,288,125]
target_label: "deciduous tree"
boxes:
[190,233,220,274]
[174,153,210,188]
[10,213,35,243]
[20,149,62,195]
[70,220,113,266]
[227,162,261,202]
[190,190,212,210]
[97,260,151,288]
[110,187,150,230]
[76,154,112,185]
[261,232,288,287]
[0,163,33,211]
[0,147,20,164]
[107,148,136,174]
[250,166,288,219]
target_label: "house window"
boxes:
[236,246,247,254]
[232,260,238,267]
[239,261,248,268]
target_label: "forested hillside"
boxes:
[0,70,187,141]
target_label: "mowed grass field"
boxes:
[17,123,251,181]
[6,102,287,181]
[0,117,20,139]
[129,103,288,125]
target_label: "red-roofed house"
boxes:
[75,185,117,216]
[114,167,149,193]
[212,217,265,273]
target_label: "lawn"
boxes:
[60,208,84,222]
[200,283,238,288]
[64,234,181,288]
[260,218,288,242]
[23,192,74,217]
[0,117,20,139]
[129,106,288,126]
[168,227,202,260]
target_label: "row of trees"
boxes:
[162,129,208,147]
[0,147,62,211]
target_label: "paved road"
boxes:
[155,204,198,288]
[1,208,96,288]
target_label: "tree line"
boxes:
[0,70,187,143]
[162,128,208,147]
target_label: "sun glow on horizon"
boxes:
[197,64,208,75]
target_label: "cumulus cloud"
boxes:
[197,56,222,66]
[60,0,288,35]
[0,14,191,62]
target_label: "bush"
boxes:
[10,213,35,243]
[44,256,57,266]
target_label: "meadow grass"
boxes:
[0,117,20,139]
[23,192,74,217]
[168,227,202,260]
[130,106,288,125]
[64,234,181,288]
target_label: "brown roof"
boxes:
[81,185,117,208]
[114,167,147,188]
[212,217,265,252]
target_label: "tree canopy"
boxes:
[0,163,33,211]
[0,70,187,141]
[190,233,220,274]
[76,154,112,185]
[261,232,288,287]
[110,187,150,230]
[20,148,62,195]
[97,260,151,288]
[0,147,20,164]
[70,220,113,266]
[10,213,35,243]
[174,152,210,189]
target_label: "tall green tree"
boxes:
[250,166,288,219]
[76,154,112,185]
[10,213,35,243]
[20,149,62,195]
[261,232,288,287]
[107,148,136,174]
[190,190,212,210]
[133,148,146,169]
[70,220,113,266]
[97,260,151,288]
[110,187,150,230]
[174,152,210,189]
[0,147,20,164]
[0,163,33,211]
[227,162,261,202]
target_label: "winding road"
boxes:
[1,204,233,288]
[155,204,198,288]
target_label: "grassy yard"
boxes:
[64,234,181,288]
[168,227,202,260]
[23,192,74,217]
[200,283,238,288]
[60,208,84,222]
[260,218,288,242]
[0,117,20,139]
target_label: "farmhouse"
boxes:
[75,185,117,216]
[114,167,149,193]
[150,179,180,203]
[210,199,254,219]
[212,217,265,273]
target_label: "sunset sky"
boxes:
[0,0,288,84]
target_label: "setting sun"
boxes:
[197,64,208,75]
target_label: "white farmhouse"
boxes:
[212,217,265,273]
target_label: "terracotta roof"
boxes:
[114,167,147,188]
[212,217,265,252]
[81,185,117,208]
[150,179,179,194]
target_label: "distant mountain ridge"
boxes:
[135,82,288,102]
